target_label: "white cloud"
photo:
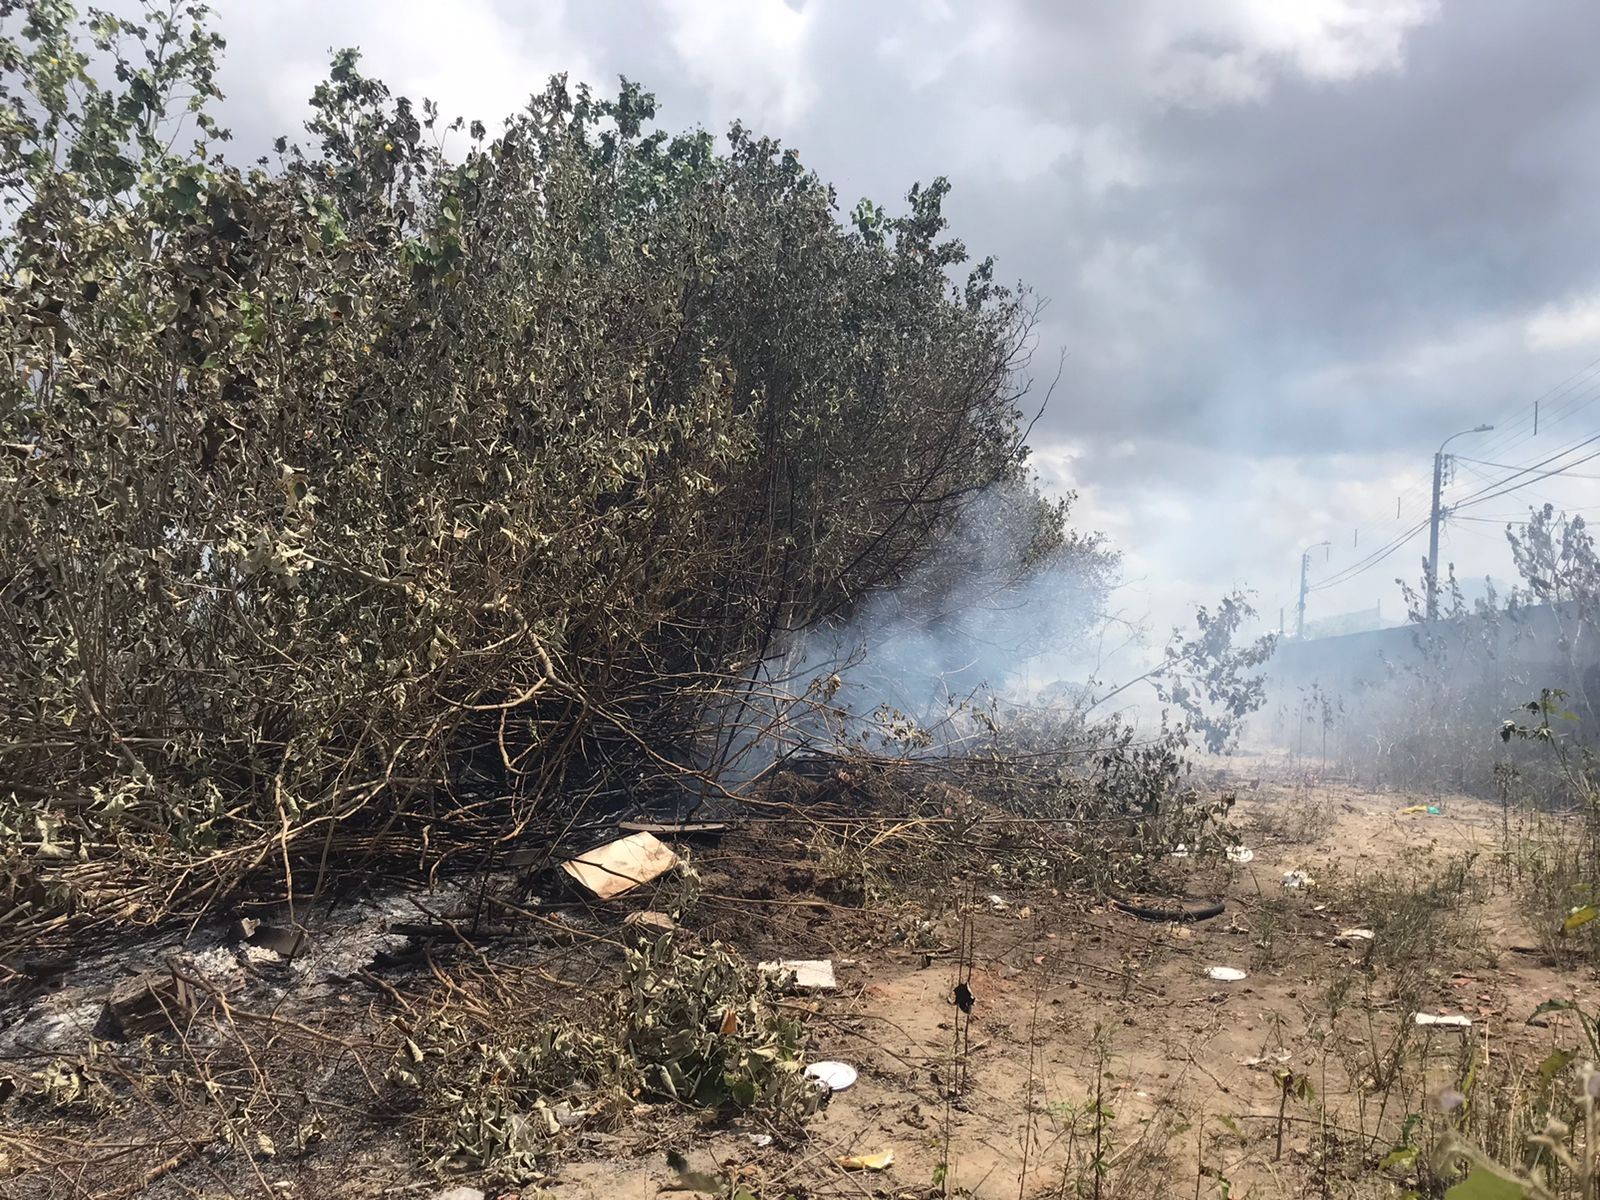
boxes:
[1527,294,1600,351]
[1230,0,1441,83]
[657,0,817,127]
[212,0,598,142]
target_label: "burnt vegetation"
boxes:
[0,3,1092,942]
[0,4,1295,1196]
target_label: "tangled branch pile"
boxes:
[0,3,1088,949]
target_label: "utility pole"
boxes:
[1427,424,1493,619]
[1296,541,1330,639]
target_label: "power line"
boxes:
[1462,350,1600,464]
[1449,437,1600,511]
[1452,454,1600,480]
[1453,503,1600,523]
[1308,516,1431,593]
[1304,357,1600,603]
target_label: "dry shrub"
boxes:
[0,3,1071,949]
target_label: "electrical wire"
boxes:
[1451,455,1600,480]
[1308,516,1431,593]
[1449,439,1600,511]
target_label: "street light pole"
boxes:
[1297,540,1331,639]
[1426,423,1494,620]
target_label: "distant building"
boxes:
[1301,603,1396,640]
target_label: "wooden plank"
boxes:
[102,969,198,1038]
[615,819,729,837]
[560,831,679,900]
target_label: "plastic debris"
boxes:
[1563,905,1599,934]
[759,959,837,992]
[1226,845,1255,864]
[1206,966,1248,982]
[236,917,310,959]
[804,1061,858,1092]
[1242,1049,1292,1069]
[1171,844,1191,859]
[748,1133,773,1147]
[1338,928,1375,942]
[1414,1013,1472,1029]
[552,1106,585,1131]
[838,1151,894,1171]
[560,832,679,900]
[986,894,1009,911]
[1282,869,1314,890]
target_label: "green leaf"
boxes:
[1529,998,1577,1021]
[1381,1146,1419,1172]
[1538,1047,1579,1081]
[1445,1165,1529,1200]
[1562,905,1598,934]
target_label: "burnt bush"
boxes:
[0,3,1081,944]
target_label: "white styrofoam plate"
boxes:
[804,1061,858,1091]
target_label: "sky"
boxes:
[183,0,1600,641]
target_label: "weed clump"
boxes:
[401,937,816,1174]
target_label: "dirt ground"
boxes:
[4,762,1598,1199]
[548,770,1599,1200]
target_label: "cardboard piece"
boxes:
[561,831,679,900]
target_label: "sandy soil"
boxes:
[556,771,1600,1199]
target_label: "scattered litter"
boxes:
[1206,966,1248,982]
[1398,804,1442,816]
[804,1061,858,1092]
[239,919,309,959]
[432,1188,486,1200]
[1562,905,1599,934]
[1414,1013,1472,1029]
[560,832,679,900]
[551,1100,588,1128]
[986,894,1009,911]
[1338,928,1375,942]
[623,910,678,936]
[1282,870,1314,891]
[1226,845,1255,864]
[1242,1049,1292,1069]
[759,959,837,992]
[837,1151,894,1171]
[748,1133,773,1148]
[1171,844,1191,859]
